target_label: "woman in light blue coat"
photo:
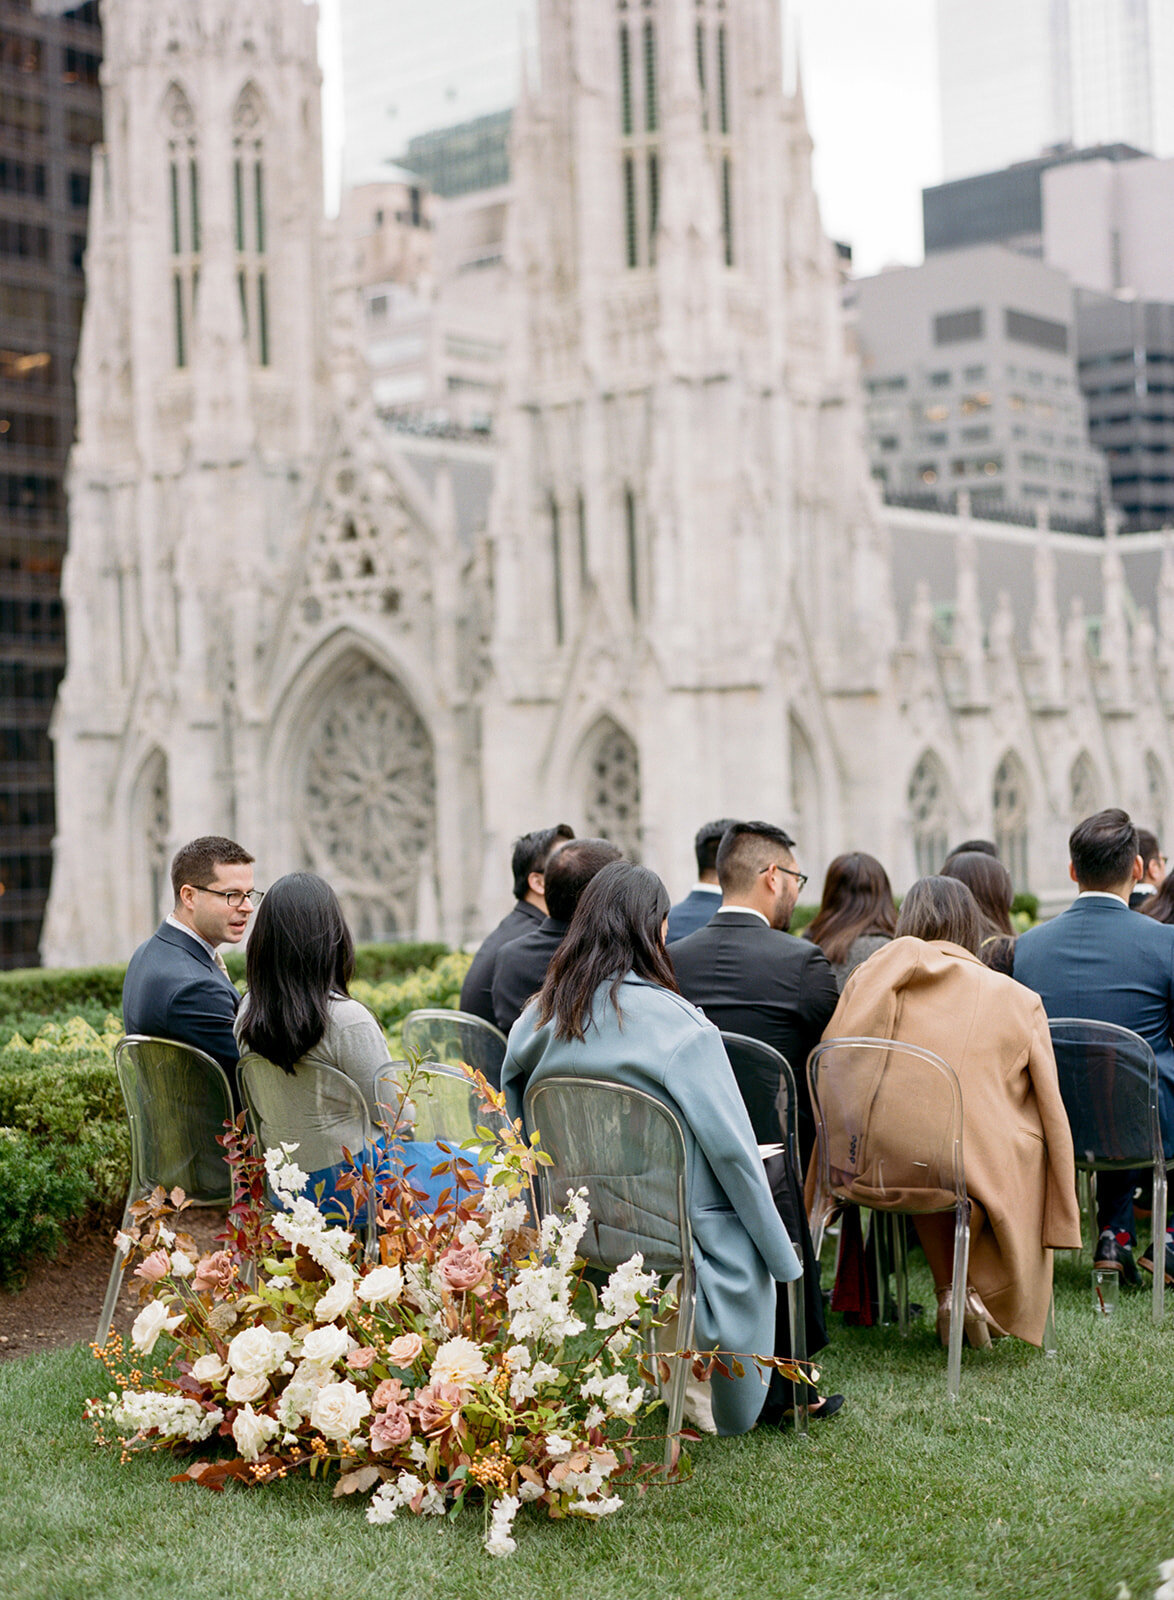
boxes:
[501,860,801,1436]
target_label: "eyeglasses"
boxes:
[189,885,264,910]
[760,863,808,893]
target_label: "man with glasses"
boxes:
[1129,829,1166,910]
[122,835,259,1073]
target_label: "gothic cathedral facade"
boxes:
[43,0,1174,965]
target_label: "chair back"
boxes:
[524,1075,691,1277]
[719,1031,798,1157]
[237,1051,373,1173]
[381,1059,509,1146]
[1047,1018,1163,1169]
[807,1036,966,1216]
[401,1008,508,1090]
[113,1036,235,1205]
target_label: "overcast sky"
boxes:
[317,0,941,276]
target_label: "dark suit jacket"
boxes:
[122,922,242,1074]
[1013,894,1174,1145]
[459,900,544,1024]
[491,917,568,1035]
[666,886,723,944]
[1129,888,1157,910]
[669,910,840,1155]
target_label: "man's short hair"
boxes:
[1137,829,1162,871]
[511,823,575,901]
[170,836,254,901]
[716,821,796,896]
[943,838,999,868]
[543,838,622,924]
[694,818,739,876]
[1069,808,1139,891]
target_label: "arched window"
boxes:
[693,1,735,265]
[993,752,1030,890]
[908,752,951,879]
[232,83,269,365]
[296,657,436,940]
[583,718,641,861]
[617,2,659,269]
[163,82,199,369]
[1069,752,1100,825]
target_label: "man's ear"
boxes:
[1068,861,1078,885]
[1132,853,1144,885]
[527,870,545,897]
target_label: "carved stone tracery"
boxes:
[583,720,642,861]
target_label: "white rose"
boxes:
[227,1325,291,1378]
[357,1265,403,1304]
[191,1354,229,1385]
[130,1300,183,1354]
[169,1250,195,1278]
[314,1277,355,1322]
[309,1380,371,1442]
[430,1336,489,1393]
[301,1323,349,1367]
[226,1372,269,1405]
[232,1403,279,1462]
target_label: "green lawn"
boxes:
[2,1251,1171,1600]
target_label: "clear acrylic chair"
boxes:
[523,1076,698,1464]
[237,1052,382,1254]
[807,1036,974,1400]
[96,1036,236,1346]
[400,1008,508,1090]
[1048,1017,1167,1324]
[718,1031,807,1431]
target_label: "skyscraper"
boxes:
[339,0,535,187]
[938,0,1174,180]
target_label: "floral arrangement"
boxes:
[86,1075,730,1557]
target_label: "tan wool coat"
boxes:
[809,936,1082,1344]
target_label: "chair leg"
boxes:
[892,1214,910,1336]
[1153,1163,1167,1325]
[1083,1169,1097,1259]
[946,1203,971,1402]
[786,1277,808,1441]
[1042,1285,1057,1358]
[95,1202,133,1347]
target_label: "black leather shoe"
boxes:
[782,1392,845,1424]
[1138,1237,1174,1287]
[1094,1231,1141,1288]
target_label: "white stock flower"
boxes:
[227,1325,291,1379]
[313,1274,355,1322]
[113,1231,133,1257]
[356,1264,403,1304]
[509,1356,560,1403]
[156,1225,175,1247]
[225,1372,269,1405]
[301,1323,349,1366]
[408,1438,429,1466]
[580,1371,644,1419]
[130,1300,183,1354]
[309,1380,370,1441]
[430,1336,489,1392]
[169,1250,195,1279]
[232,1403,279,1462]
[264,1144,309,1205]
[456,1218,485,1248]
[418,1483,446,1516]
[190,1354,229,1386]
[584,1405,606,1430]
[544,1434,573,1460]
[595,1253,659,1329]
[367,1482,403,1524]
[110,1390,221,1442]
[506,1263,585,1344]
[517,1478,544,1502]
[571,1494,623,1517]
[484,1494,521,1558]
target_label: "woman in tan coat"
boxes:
[815,876,1082,1348]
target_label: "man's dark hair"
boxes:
[715,821,796,896]
[895,875,984,956]
[543,838,623,923]
[942,838,999,869]
[694,818,739,876]
[511,823,575,901]
[1069,808,1139,891]
[1137,829,1162,871]
[170,835,254,901]
[238,872,354,1072]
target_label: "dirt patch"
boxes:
[0,1210,229,1363]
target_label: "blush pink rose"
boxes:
[436,1245,489,1294]
[134,1249,170,1283]
[369,1403,413,1452]
[193,1251,235,1295]
[346,1345,377,1371]
[372,1377,407,1409]
[386,1332,424,1368]
[410,1382,463,1434]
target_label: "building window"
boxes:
[233,84,269,366]
[908,753,950,879]
[584,719,642,862]
[624,486,639,614]
[933,309,983,346]
[1069,753,1100,824]
[617,11,659,269]
[164,83,200,370]
[993,753,1029,889]
[549,494,564,646]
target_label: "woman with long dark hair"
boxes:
[803,852,898,988]
[235,873,392,1210]
[817,875,1080,1350]
[1140,870,1174,924]
[501,859,803,1436]
[941,849,1015,967]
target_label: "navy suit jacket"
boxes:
[122,922,241,1074]
[459,900,544,1024]
[1013,894,1174,1142]
[666,887,723,944]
